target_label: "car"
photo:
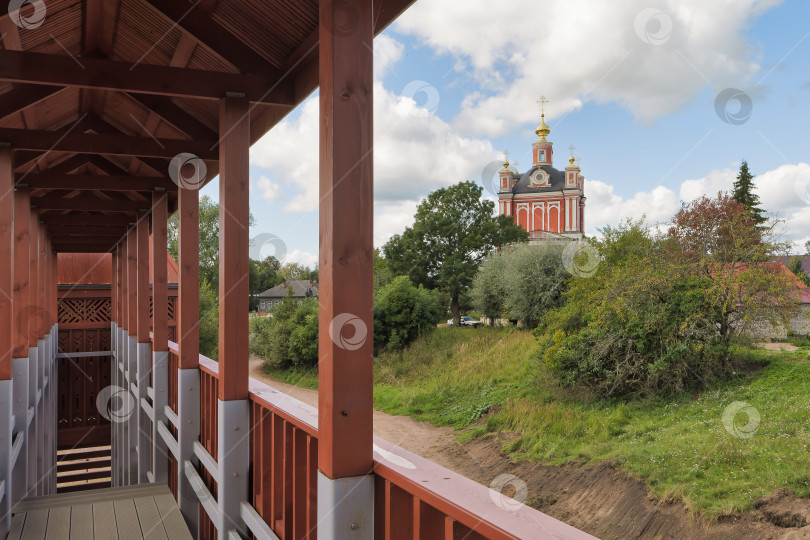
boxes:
[446,316,484,328]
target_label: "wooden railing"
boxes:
[159,339,593,540]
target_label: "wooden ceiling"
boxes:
[0,0,414,252]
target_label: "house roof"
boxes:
[775,255,810,274]
[258,280,319,299]
[512,165,566,194]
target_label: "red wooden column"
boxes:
[0,145,13,534]
[215,95,251,536]
[177,186,199,370]
[135,214,150,482]
[217,95,250,401]
[0,146,13,379]
[318,0,375,536]
[150,192,170,484]
[11,189,30,503]
[176,170,200,535]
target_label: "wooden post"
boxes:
[0,145,13,379]
[177,186,199,370]
[152,193,168,354]
[136,214,150,483]
[0,144,13,534]
[318,0,375,478]
[26,208,38,497]
[217,95,250,402]
[317,1,375,536]
[215,95,251,537]
[151,191,170,484]
[126,228,138,485]
[11,189,30,504]
[176,172,200,535]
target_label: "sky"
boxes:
[199,0,810,267]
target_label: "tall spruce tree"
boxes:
[731,160,766,224]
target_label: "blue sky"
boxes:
[201,0,810,267]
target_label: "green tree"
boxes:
[731,161,766,225]
[250,292,319,369]
[278,262,318,282]
[383,181,527,324]
[471,243,568,326]
[373,276,443,352]
[198,279,219,360]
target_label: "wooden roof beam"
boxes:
[0,84,64,121]
[0,50,295,105]
[19,172,177,192]
[52,243,116,253]
[32,193,149,213]
[140,0,277,76]
[51,225,129,236]
[39,213,136,227]
[126,93,216,141]
[0,127,218,160]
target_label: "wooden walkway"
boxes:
[7,484,192,540]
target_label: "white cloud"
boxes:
[585,162,810,249]
[256,176,283,202]
[394,0,780,135]
[249,34,501,245]
[374,200,419,247]
[285,249,318,268]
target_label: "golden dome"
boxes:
[535,113,551,141]
[569,155,576,166]
[502,159,510,171]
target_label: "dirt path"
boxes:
[249,356,810,539]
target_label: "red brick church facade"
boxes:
[498,113,586,240]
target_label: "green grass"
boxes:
[259,326,810,520]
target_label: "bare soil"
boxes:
[249,356,810,539]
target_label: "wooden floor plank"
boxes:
[14,484,169,512]
[8,512,27,540]
[45,506,71,540]
[113,499,143,540]
[21,509,49,540]
[154,494,193,540]
[92,501,118,540]
[69,504,94,540]
[133,497,168,540]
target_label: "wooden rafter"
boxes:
[20,173,177,192]
[0,127,218,159]
[0,50,295,104]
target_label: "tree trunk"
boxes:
[451,294,460,326]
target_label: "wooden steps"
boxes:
[56,445,111,493]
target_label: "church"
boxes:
[498,100,586,241]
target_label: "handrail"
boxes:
[164,339,594,540]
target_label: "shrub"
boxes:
[250,296,319,369]
[373,276,443,352]
[471,243,568,326]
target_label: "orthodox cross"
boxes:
[537,96,549,116]
[568,144,576,157]
[576,156,583,168]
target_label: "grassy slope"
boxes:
[263,327,810,520]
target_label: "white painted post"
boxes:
[151,350,169,483]
[11,357,28,504]
[177,368,200,537]
[216,399,250,537]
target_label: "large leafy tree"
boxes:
[383,181,527,324]
[471,244,568,326]
[731,161,766,225]
[669,193,794,340]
